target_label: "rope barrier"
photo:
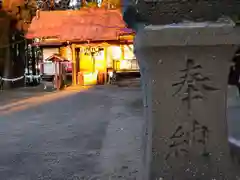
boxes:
[0,75,41,82]
[0,76,25,82]
[25,75,41,78]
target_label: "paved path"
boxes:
[0,86,144,180]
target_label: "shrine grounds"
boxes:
[0,82,240,179]
[0,84,143,180]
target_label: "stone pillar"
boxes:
[134,20,240,180]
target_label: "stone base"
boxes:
[134,21,240,180]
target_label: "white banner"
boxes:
[43,62,56,75]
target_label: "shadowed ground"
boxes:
[0,85,144,180]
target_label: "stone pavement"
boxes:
[0,85,144,180]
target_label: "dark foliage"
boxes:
[130,0,240,25]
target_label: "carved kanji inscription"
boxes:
[165,59,218,160]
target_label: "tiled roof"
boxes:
[25,8,135,42]
[45,54,66,61]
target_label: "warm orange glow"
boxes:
[0,86,92,115]
[119,34,135,41]
[80,47,106,73]
[83,72,98,85]
[101,0,122,9]
[60,46,72,61]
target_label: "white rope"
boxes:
[25,75,41,78]
[0,76,25,82]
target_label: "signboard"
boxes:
[82,47,100,54]
[43,62,56,75]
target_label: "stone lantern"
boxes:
[123,1,240,180]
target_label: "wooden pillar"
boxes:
[104,45,108,84]
[71,44,77,85]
